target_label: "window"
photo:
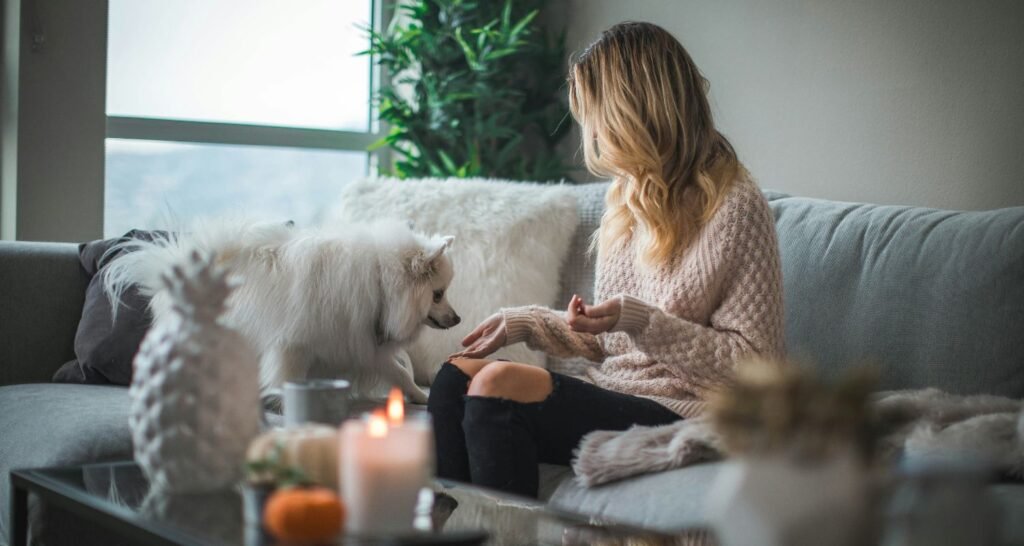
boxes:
[104,0,378,237]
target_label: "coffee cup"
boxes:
[262,379,351,427]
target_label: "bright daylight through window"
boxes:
[104,0,373,237]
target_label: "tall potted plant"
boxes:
[364,0,571,181]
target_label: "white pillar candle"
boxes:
[340,389,432,536]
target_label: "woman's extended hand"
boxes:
[449,312,507,360]
[567,294,621,334]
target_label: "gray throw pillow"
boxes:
[52,230,165,385]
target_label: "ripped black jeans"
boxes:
[427,362,682,498]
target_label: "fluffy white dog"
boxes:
[103,218,459,403]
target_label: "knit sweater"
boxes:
[501,176,784,417]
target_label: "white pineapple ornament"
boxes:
[130,250,260,493]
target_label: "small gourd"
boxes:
[247,425,340,489]
[264,487,346,543]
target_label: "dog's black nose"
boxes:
[452,314,461,326]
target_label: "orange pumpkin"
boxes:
[264,486,345,543]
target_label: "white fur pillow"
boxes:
[333,177,579,384]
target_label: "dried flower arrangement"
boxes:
[708,359,878,463]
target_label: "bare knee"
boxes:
[467,362,552,402]
[467,362,515,397]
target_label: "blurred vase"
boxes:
[130,251,261,493]
[880,460,999,546]
[708,452,869,546]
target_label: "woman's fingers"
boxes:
[568,314,600,333]
[567,295,581,321]
[459,335,496,359]
[583,299,617,318]
[569,308,620,333]
[461,322,491,347]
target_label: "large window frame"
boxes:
[103,0,389,204]
[1,0,391,242]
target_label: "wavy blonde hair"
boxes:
[568,22,742,266]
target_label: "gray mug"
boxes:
[263,379,351,427]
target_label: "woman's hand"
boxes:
[567,294,621,334]
[449,312,507,359]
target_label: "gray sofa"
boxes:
[2,183,1023,545]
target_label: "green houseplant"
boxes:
[365,0,572,181]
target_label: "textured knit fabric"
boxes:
[502,177,784,417]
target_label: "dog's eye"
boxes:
[433,290,444,303]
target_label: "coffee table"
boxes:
[11,462,712,545]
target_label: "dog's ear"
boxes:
[407,235,454,278]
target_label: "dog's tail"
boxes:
[102,217,296,321]
[101,231,190,320]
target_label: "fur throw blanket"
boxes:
[572,389,1024,487]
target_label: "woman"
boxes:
[427,21,784,498]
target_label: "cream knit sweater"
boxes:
[501,176,784,417]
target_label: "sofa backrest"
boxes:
[0,242,87,386]
[557,183,1024,397]
[771,195,1024,397]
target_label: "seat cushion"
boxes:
[548,462,723,532]
[0,384,132,542]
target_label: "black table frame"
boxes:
[10,468,209,546]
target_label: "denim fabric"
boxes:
[426,361,473,482]
[428,362,680,498]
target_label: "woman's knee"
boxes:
[467,362,552,402]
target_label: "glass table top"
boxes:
[17,461,705,545]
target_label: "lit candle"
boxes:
[340,388,432,536]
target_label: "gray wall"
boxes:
[563,0,1024,210]
[1,0,107,241]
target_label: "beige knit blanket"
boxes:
[572,388,1024,486]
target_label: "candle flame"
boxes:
[387,387,404,424]
[368,410,388,438]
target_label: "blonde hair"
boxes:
[568,22,741,266]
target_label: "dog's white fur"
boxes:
[333,177,580,384]
[102,218,459,403]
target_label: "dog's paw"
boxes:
[407,387,429,405]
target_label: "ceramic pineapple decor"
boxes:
[130,250,261,493]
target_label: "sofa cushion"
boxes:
[549,461,722,532]
[550,461,1024,543]
[0,384,132,541]
[0,243,86,386]
[771,197,1024,396]
[556,182,608,308]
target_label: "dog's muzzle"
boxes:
[427,313,461,329]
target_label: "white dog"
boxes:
[103,218,459,403]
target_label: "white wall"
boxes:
[564,0,1024,210]
[1,0,107,241]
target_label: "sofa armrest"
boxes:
[0,241,87,386]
